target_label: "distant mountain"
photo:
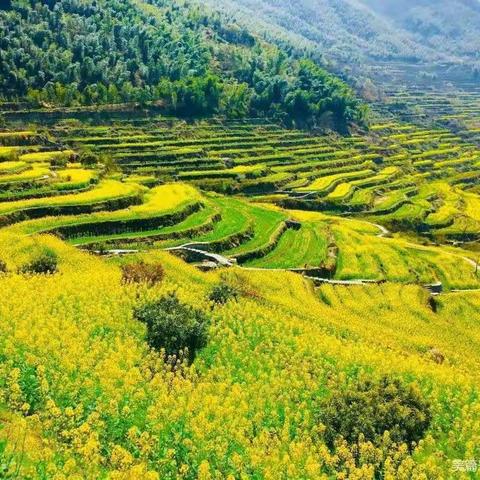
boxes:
[207,0,480,66]
[360,0,480,60]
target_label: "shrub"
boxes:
[209,282,239,305]
[50,156,69,168]
[319,376,431,449]
[216,272,262,301]
[20,248,58,275]
[428,347,445,364]
[79,150,99,167]
[101,155,120,175]
[0,259,7,274]
[134,293,209,361]
[121,261,164,287]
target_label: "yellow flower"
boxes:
[197,460,212,480]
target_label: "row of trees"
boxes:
[0,0,367,130]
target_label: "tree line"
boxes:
[0,0,367,130]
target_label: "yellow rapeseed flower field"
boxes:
[0,234,478,479]
[0,116,479,480]
[19,150,75,164]
[2,183,203,238]
[0,179,142,216]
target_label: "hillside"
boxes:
[0,0,366,131]
[0,104,479,478]
[0,74,479,480]
[1,229,480,478]
[207,0,480,68]
[0,109,479,478]
[360,0,480,60]
[1,1,480,478]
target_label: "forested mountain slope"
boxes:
[0,0,366,130]
[206,0,426,65]
[360,0,480,60]
[207,0,480,67]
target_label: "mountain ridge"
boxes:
[206,0,480,68]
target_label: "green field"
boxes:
[0,114,478,287]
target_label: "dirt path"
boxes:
[450,289,480,293]
[137,217,479,293]
[359,219,478,272]
[166,245,233,267]
[370,222,390,237]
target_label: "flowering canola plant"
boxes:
[0,126,479,479]
[0,232,479,479]
[0,180,142,216]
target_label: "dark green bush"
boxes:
[50,156,69,168]
[121,261,164,287]
[0,259,7,274]
[79,150,99,167]
[134,293,209,362]
[319,376,431,449]
[20,248,58,275]
[209,283,239,305]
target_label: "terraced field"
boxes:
[1,103,480,480]
[0,113,479,292]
